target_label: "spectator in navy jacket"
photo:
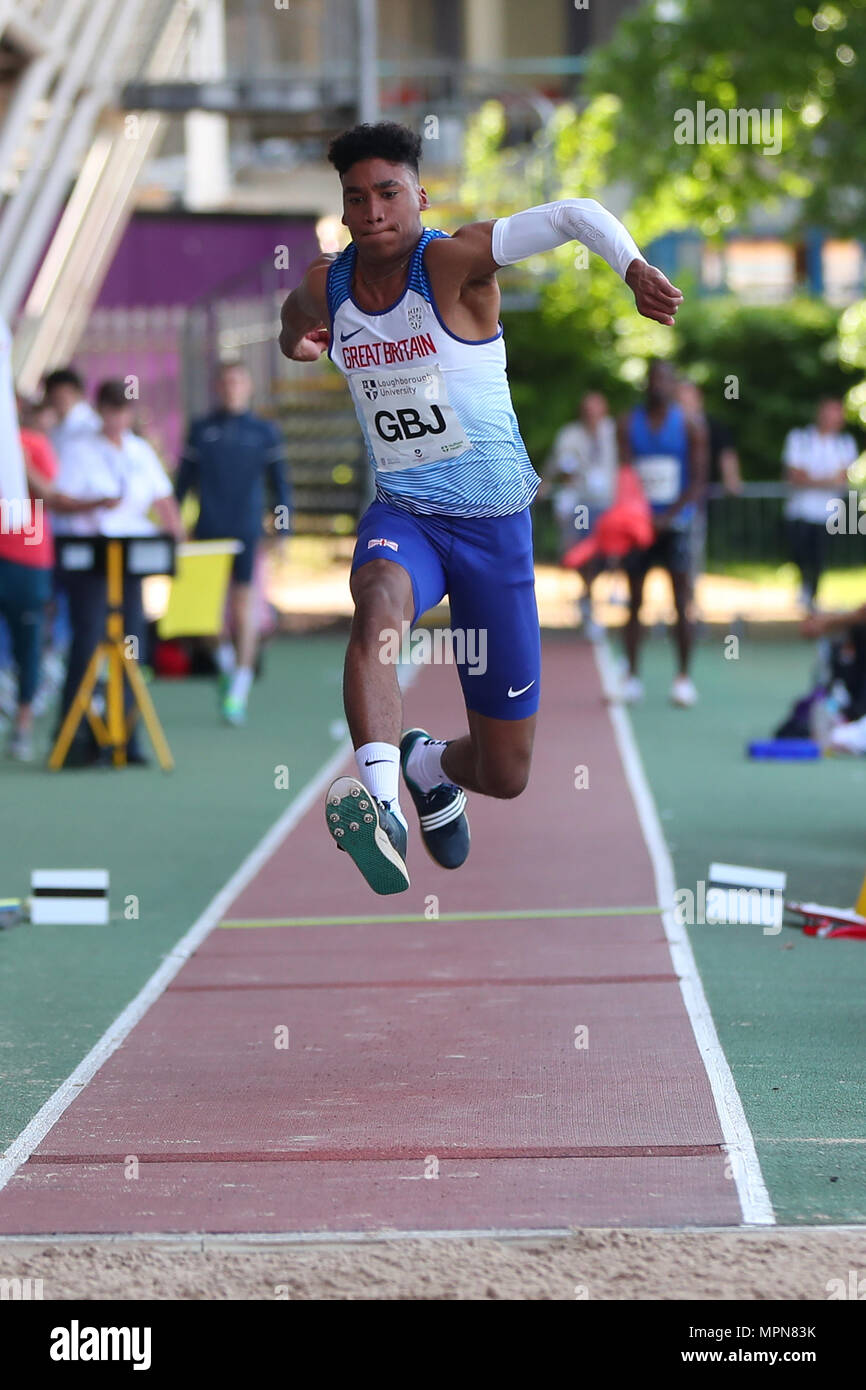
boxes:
[175,359,292,725]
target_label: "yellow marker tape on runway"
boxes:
[220,905,664,929]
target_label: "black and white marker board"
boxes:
[30,870,109,925]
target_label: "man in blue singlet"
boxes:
[278,122,683,895]
[617,359,708,708]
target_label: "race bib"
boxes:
[635,454,681,505]
[350,364,471,473]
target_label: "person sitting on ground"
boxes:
[801,603,866,752]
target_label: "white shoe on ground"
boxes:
[670,674,699,707]
[7,728,34,761]
[613,673,644,705]
[829,717,866,755]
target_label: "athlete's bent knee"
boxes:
[479,762,530,800]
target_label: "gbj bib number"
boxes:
[351,364,471,472]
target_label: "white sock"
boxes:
[355,742,405,824]
[215,641,236,676]
[406,736,450,793]
[229,666,253,702]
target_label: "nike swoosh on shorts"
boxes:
[507,681,536,698]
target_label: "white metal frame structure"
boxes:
[0,0,202,391]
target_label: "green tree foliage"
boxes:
[838,298,866,428]
[458,5,865,492]
[460,97,681,467]
[504,290,854,485]
[588,0,866,241]
[671,295,854,477]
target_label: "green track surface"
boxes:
[627,628,866,1224]
[0,635,347,1152]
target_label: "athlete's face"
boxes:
[340,158,428,261]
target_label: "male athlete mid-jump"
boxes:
[279,121,681,896]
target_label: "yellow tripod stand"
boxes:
[49,538,174,771]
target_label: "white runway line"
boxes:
[595,643,775,1226]
[0,738,356,1195]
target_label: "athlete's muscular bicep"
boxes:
[426,221,500,286]
[423,224,501,339]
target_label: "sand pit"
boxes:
[2,1227,865,1301]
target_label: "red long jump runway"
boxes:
[0,639,742,1235]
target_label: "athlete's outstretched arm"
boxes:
[278,255,333,361]
[446,200,683,326]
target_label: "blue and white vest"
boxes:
[327,228,539,517]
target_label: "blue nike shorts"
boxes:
[352,498,540,720]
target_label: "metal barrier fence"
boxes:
[705,483,866,570]
[534,482,866,570]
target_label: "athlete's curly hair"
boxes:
[328,122,423,178]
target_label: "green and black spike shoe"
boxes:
[325,776,409,895]
[400,728,470,870]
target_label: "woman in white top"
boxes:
[55,379,184,765]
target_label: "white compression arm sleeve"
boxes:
[490,199,645,279]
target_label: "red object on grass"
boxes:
[802,919,866,940]
[788,900,866,940]
[153,639,191,678]
[562,465,654,570]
